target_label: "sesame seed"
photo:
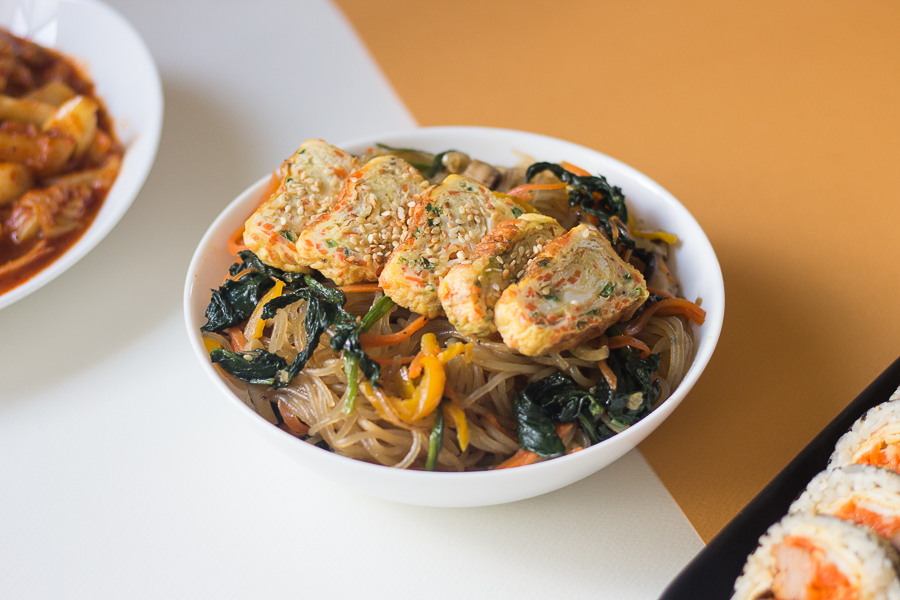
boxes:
[492,283,500,291]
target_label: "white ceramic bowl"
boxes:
[184,126,724,507]
[0,0,163,310]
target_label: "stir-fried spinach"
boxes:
[513,387,567,457]
[511,347,662,456]
[595,347,661,430]
[330,294,395,382]
[208,348,288,386]
[201,250,308,333]
[330,295,396,413]
[202,251,384,390]
[525,162,634,250]
[200,271,272,333]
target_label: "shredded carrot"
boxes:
[556,422,574,439]
[561,161,591,177]
[485,414,517,443]
[227,223,248,256]
[598,359,618,389]
[338,283,383,293]
[609,215,628,245]
[408,351,424,379]
[623,298,707,336]
[505,181,567,200]
[367,354,416,366]
[495,449,538,470]
[567,446,584,455]
[223,268,254,285]
[359,315,430,348]
[223,326,248,352]
[607,335,652,358]
[647,287,676,299]
[277,399,310,436]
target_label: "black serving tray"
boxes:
[660,355,900,600]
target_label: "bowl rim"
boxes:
[0,0,164,310]
[183,125,724,486]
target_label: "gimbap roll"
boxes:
[732,513,900,600]
[830,395,900,473]
[790,465,900,548]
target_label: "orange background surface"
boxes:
[336,0,900,541]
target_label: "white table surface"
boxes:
[0,1,703,597]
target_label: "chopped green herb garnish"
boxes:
[325,239,338,248]
[511,206,523,218]
[600,282,615,298]
[279,230,297,242]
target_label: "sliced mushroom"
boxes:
[441,151,470,174]
[462,159,501,189]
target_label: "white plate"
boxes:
[184,126,725,507]
[0,0,163,310]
